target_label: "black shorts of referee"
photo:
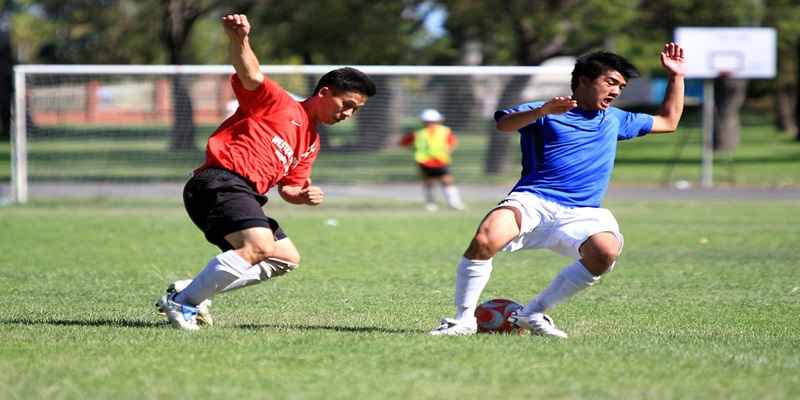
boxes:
[418,164,450,178]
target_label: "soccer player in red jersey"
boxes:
[157,14,376,330]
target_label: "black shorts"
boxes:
[183,167,287,251]
[419,165,450,178]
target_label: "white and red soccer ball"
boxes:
[475,298,524,334]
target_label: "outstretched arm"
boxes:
[651,42,685,133]
[222,14,263,90]
[496,96,577,132]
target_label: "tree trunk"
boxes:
[795,38,800,141]
[436,40,482,132]
[0,3,13,140]
[168,75,196,150]
[435,75,476,132]
[485,75,530,175]
[775,83,796,134]
[302,52,332,151]
[163,0,197,151]
[352,75,402,152]
[775,43,797,134]
[713,77,747,152]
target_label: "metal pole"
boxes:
[701,80,714,188]
[12,67,28,203]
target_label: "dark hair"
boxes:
[570,51,639,92]
[312,67,377,97]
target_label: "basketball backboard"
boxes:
[674,27,776,79]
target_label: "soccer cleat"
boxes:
[425,203,439,212]
[507,311,568,338]
[155,280,213,326]
[157,292,200,331]
[429,318,477,336]
[448,202,466,211]
[195,300,213,326]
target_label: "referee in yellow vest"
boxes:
[399,109,465,211]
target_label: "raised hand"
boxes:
[541,96,577,115]
[222,14,251,41]
[660,42,685,77]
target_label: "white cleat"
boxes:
[447,201,466,211]
[157,292,200,331]
[195,300,213,326]
[429,318,477,336]
[507,311,568,338]
[425,203,439,212]
[156,279,213,326]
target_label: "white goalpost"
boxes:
[9,64,574,204]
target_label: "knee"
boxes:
[240,240,277,265]
[595,246,620,267]
[580,235,621,275]
[583,246,620,275]
[465,229,499,259]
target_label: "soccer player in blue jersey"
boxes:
[430,43,685,337]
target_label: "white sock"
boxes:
[219,258,298,293]
[454,257,493,324]
[174,250,252,306]
[443,185,465,209]
[423,185,435,205]
[217,266,264,294]
[522,260,599,315]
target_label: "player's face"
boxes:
[317,87,367,125]
[581,69,627,110]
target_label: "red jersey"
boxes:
[199,75,319,195]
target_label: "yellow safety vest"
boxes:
[413,124,452,165]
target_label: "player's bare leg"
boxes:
[218,235,301,293]
[163,227,302,329]
[431,207,519,336]
[513,232,621,338]
[579,232,620,276]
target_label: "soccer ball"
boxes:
[475,298,524,334]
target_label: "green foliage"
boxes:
[438,0,640,65]
[16,0,163,64]
[0,198,798,399]
[249,1,426,65]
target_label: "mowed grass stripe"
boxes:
[0,199,798,399]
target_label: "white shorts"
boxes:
[496,191,624,259]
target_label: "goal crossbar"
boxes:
[15,64,570,76]
[10,64,574,204]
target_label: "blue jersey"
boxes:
[494,101,653,208]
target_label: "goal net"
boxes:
[8,64,573,203]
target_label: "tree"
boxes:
[639,1,769,152]
[160,0,255,151]
[763,0,800,141]
[0,0,16,140]
[250,1,428,152]
[438,0,638,174]
[9,0,165,142]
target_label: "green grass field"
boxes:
[1,198,798,399]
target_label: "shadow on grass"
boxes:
[234,323,419,335]
[1,318,419,334]
[1,318,164,328]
